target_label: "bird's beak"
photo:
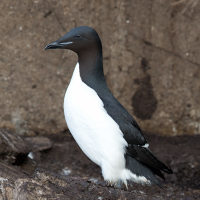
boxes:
[44,41,73,50]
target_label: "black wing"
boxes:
[127,144,173,175]
[100,93,147,145]
[84,79,173,181]
[100,93,173,177]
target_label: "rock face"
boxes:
[0,0,200,136]
[0,129,29,164]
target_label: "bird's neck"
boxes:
[78,48,106,90]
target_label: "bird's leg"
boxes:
[106,180,110,186]
[105,180,113,187]
[124,182,128,191]
[109,180,112,186]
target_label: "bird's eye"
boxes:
[75,35,81,38]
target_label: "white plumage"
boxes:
[64,63,149,186]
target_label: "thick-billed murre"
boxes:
[44,26,173,188]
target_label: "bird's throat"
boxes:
[78,49,105,89]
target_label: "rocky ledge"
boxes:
[0,128,200,199]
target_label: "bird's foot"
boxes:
[105,180,113,187]
[105,180,128,190]
[124,182,128,190]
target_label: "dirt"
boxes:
[16,130,200,199]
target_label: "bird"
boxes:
[44,26,173,189]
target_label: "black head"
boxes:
[44,26,102,55]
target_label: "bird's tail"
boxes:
[125,145,173,188]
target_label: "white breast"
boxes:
[63,63,128,181]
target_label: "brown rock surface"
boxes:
[0,129,200,199]
[0,129,29,164]
[0,167,199,200]
[24,136,53,152]
[0,0,200,135]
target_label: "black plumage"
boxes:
[93,84,173,187]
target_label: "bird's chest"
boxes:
[63,66,107,164]
[63,63,127,167]
[64,74,103,129]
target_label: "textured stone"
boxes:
[0,131,200,199]
[0,129,29,164]
[0,0,200,135]
[24,136,53,152]
[0,162,199,200]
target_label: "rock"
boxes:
[1,0,200,136]
[170,154,200,189]
[0,161,199,200]
[24,136,53,152]
[0,132,200,199]
[0,129,30,164]
[19,136,53,174]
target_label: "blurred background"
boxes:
[1,0,200,137]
